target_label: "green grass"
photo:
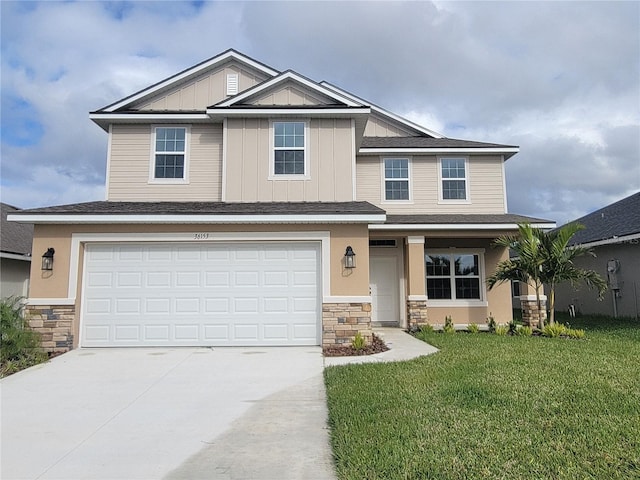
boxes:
[324,314,640,479]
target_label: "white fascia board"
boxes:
[207,107,371,118]
[90,113,210,122]
[370,222,556,231]
[10,214,387,224]
[360,147,520,155]
[575,232,640,248]
[0,252,31,262]
[102,51,279,112]
[216,71,364,107]
[319,81,445,138]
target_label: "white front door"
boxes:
[370,255,400,325]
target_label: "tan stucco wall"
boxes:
[225,118,354,202]
[29,222,371,301]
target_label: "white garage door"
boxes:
[81,242,321,347]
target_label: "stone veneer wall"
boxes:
[407,299,429,328]
[520,296,548,327]
[25,305,75,353]
[322,303,372,347]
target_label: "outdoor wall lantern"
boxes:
[344,246,356,268]
[41,248,55,271]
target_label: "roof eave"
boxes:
[359,147,519,159]
[370,222,556,231]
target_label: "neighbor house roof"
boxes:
[564,192,640,247]
[1,203,33,259]
[8,201,386,224]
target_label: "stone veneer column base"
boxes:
[25,305,75,353]
[322,303,372,347]
[520,296,548,328]
[407,300,429,329]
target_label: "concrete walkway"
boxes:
[324,327,439,367]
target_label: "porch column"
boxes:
[518,282,547,327]
[406,236,428,328]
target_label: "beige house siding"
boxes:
[0,258,30,298]
[364,113,418,137]
[136,62,269,111]
[107,124,222,201]
[225,118,354,202]
[356,154,506,214]
[251,83,335,106]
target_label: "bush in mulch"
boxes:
[323,333,389,357]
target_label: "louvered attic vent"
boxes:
[226,73,239,96]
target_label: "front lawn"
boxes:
[324,314,640,479]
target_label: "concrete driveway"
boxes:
[1,347,336,480]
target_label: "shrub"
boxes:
[486,314,497,333]
[516,326,533,336]
[567,328,586,339]
[495,324,508,336]
[413,324,434,342]
[1,297,48,377]
[467,323,480,334]
[351,332,366,350]
[508,321,518,335]
[443,315,455,334]
[542,323,568,338]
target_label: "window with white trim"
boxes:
[153,127,187,180]
[384,158,410,200]
[440,157,468,200]
[273,121,306,175]
[425,251,483,301]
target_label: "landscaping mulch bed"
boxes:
[323,333,389,357]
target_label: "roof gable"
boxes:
[98,49,279,113]
[213,71,364,108]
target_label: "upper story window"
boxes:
[151,126,189,183]
[440,157,468,201]
[272,121,307,176]
[383,158,410,201]
[425,251,484,303]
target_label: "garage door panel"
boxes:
[82,242,320,347]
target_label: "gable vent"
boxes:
[226,73,239,96]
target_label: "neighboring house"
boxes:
[9,49,555,352]
[554,192,640,319]
[1,203,33,299]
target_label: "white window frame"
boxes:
[425,249,487,306]
[381,157,412,203]
[438,157,470,204]
[149,125,190,184]
[269,120,310,180]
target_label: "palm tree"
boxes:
[487,222,607,328]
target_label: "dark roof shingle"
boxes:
[562,192,640,245]
[361,137,518,149]
[1,203,34,256]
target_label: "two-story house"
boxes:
[10,50,554,352]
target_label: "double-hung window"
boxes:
[440,157,468,201]
[384,158,410,201]
[273,121,306,176]
[152,126,188,181]
[425,251,483,302]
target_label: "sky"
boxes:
[1,0,639,225]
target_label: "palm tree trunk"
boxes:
[549,286,555,325]
[535,281,544,330]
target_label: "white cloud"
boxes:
[0,0,638,222]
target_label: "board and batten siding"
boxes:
[107,124,222,201]
[364,113,418,137]
[356,155,506,214]
[251,84,334,106]
[225,118,354,202]
[136,63,269,111]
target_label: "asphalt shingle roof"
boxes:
[386,213,554,225]
[1,203,34,256]
[361,137,517,149]
[563,192,640,245]
[13,201,385,216]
